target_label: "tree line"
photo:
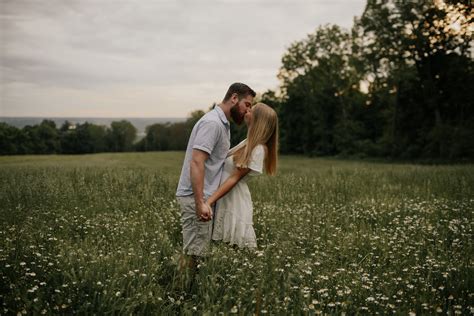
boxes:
[1,1,472,159]
[0,105,249,154]
[261,0,473,159]
[0,120,136,155]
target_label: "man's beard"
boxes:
[230,104,244,125]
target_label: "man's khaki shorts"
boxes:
[176,195,212,257]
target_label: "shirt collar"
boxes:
[215,105,230,126]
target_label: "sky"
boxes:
[1,0,367,118]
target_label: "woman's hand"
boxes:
[206,200,214,209]
[197,201,212,221]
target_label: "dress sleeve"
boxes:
[192,120,221,154]
[247,145,265,176]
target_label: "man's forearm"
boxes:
[190,159,205,205]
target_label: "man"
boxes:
[176,83,255,271]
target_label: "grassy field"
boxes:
[0,152,473,315]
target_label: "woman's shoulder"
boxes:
[247,144,266,175]
[253,143,267,155]
[251,144,267,162]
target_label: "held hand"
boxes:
[206,203,213,221]
[197,202,212,221]
[205,201,214,220]
[201,203,212,221]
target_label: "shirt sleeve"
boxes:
[192,120,221,154]
[248,145,265,176]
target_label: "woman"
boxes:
[206,102,278,249]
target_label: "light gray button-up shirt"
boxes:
[176,106,231,199]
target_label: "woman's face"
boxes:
[244,106,254,126]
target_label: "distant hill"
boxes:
[0,117,186,136]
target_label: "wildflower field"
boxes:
[0,153,473,315]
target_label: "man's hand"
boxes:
[196,202,212,221]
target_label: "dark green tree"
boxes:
[0,123,21,155]
[107,120,137,152]
[76,123,108,153]
[356,0,473,158]
[37,120,61,154]
[277,25,368,155]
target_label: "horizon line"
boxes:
[0,115,187,119]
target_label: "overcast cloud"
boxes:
[1,0,366,117]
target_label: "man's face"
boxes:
[230,94,253,125]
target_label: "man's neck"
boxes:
[218,103,232,121]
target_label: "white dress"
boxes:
[212,141,265,249]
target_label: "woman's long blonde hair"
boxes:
[233,103,278,175]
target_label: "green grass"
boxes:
[1,152,473,315]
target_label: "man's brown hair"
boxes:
[223,82,256,102]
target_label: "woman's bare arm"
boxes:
[206,167,251,206]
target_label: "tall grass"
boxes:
[1,153,472,314]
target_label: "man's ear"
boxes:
[231,93,239,105]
